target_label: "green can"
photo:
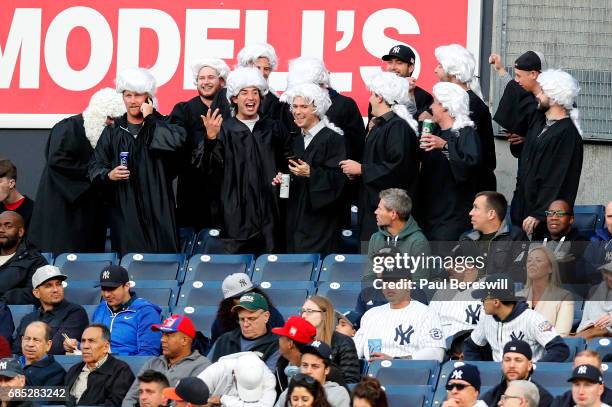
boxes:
[421,119,436,148]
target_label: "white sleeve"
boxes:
[528,311,560,347]
[555,298,574,337]
[260,365,279,407]
[417,309,446,350]
[353,310,373,359]
[412,347,445,362]
[197,361,224,395]
[274,390,288,407]
[470,317,488,346]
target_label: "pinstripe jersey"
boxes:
[429,288,483,339]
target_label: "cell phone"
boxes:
[286,155,297,162]
[147,97,153,105]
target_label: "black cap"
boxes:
[382,45,416,65]
[301,340,333,361]
[95,265,129,288]
[503,340,533,360]
[447,363,481,391]
[514,51,543,72]
[163,377,210,404]
[568,364,603,384]
[0,358,23,378]
[471,274,519,301]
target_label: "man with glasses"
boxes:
[499,380,541,407]
[209,293,280,371]
[442,364,487,407]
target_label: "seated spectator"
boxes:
[211,272,284,343]
[480,340,553,407]
[351,376,388,407]
[137,370,169,407]
[583,201,612,284]
[499,380,541,407]
[567,364,608,407]
[464,274,569,362]
[576,261,612,339]
[0,303,14,349]
[441,364,487,407]
[0,159,34,229]
[163,376,210,407]
[64,324,135,406]
[300,296,360,383]
[19,321,65,386]
[209,293,280,371]
[13,265,88,354]
[0,211,48,305]
[335,311,357,338]
[517,246,574,336]
[122,314,211,407]
[0,357,28,404]
[552,350,612,407]
[198,351,277,406]
[286,373,332,407]
[275,341,351,407]
[63,265,162,355]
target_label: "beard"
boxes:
[0,234,19,250]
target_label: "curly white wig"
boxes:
[367,71,418,133]
[191,58,230,84]
[115,67,158,107]
[280,82,344,135]
[435,44,483,99]
[286,57,331,89]
[537,69,582,135]
[225,67,269,115]
[432,82,474,131]
[82,87,126,148]
[237,43,278,71]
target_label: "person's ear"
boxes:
[231,95,238,105]
[263,311,270,323]
[325,366,330,377]
[408,64,415,76]
[45,339,53,353]
[32,288,41,300]
[220,78,226,87]
[17,227,25,239]
[569,215,574,225]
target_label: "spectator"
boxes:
[464,274,569,362]
[211,273,284,343]
[198,351,277,406]
[351,377,388,407]
[575,261,612,340]
[19,321,65,386]
[335,311,357,338]
[584,201,612,284]
[0,160,34,229]
[13,265,88,355]
[64,324,135,406]
[568,365,608,407]
[441,364,486,407]
[480,340,553,407]
[0,211,48,305]
[516,246,574,336]
[299,296,360,383]
[552,350,612,407]
[499,380,541,407]
[0,337,9,359]
[209,293,280,371]
[163,376,210,407]
[63,265,162,356]
[275,341,351,407]
[122,314,211,407]
[0,304,14,350]
[0,357,28,406]
[137,370,169,407]
[286,373,332,407]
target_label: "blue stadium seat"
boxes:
[563,337,586,362]
[316,282,361,309]
[179,227,196,255]
[192,229,225,255]
[54,355,81,372]
[531,362,573,386]
[41,252,54,264]
[351,205,358,228]
[120,253,185,281]
[368,360,440,386]
[587,337,612,360]
[605,363,611,384]
[275,306,299,321]
[63,283,101,305]
[177,283,224,308]
[339,229,359,254]
[384,385,434,407]
[261,287,310,308]
[54,253,118,280]
[131,281,178,308]
[180,306,217,337]
[319,254,367,282]
[252,254,320,283]
[184,254,254,283]
[573,205,605,238]
[8,304,34,330]
[115,355,151,375]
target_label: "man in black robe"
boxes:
[29,88,126,254]
[274,83,346,254]
[196,67,291,254]
[89,68,187,255]
[340,72,419,242]
[168,59,231,230]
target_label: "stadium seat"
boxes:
[54,355,81,372]
[192,229,225,255]
[587,337,612,360]
[251,254,320,283]
[316,282,361,310]
[179,227,196,255]
[115,355,151,375]
[54,253,118,280]
[319,254,367,282]
[368,360,440,386]
[132,283,178,308]
[275,306,299,321]
[8,304,34,330]
[180,306,217,337]
[63,283,101,305]
[177,283,224,308]
[339,229,359,254]
[531,362,573,386]
[120,253,185,281]
[573,205,605,238]
[262,287,310,308]
[184,254,254,283]
[351,205,358,228]
[384,385,434,407]
[41,252,54,264]
[563,337,586,362]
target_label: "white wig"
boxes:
[115,67,158,107]
[191,58,231,83]
[435,44,483,99]
[286,57,331,89]
[367,71,418,133]
[82,87,126,148]
[280,82,344,135]
[432,82,474,131]
[537,69,582,135]
[237,43,278,71]
[225,67,269,115]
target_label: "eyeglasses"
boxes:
[446,383,471,391]
[501,395,522,402]
[545,210,570,217]
[300,308,324,315]
[292,373,316,385]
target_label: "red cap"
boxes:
[271,316,317,344]
[151,314,196,339]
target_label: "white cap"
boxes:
[234,353,265,402]
[32,265,67,289]
[222,273,254,299]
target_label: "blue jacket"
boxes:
[583,228,612,284]
[20,354,66,386]
[92,297,162,356]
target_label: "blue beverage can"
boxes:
[120,152,129,167]
[368,338,382,354]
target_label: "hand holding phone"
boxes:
[141,97,154,118]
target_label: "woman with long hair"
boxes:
[351,377,389,407]
[285,373,332,407]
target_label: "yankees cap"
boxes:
[447,363,481,391]
[503,339,533,360]
[222,272,254,299]
[382,44,416,65]
[300,340,333,361]
[95,264,129,288]
[568,364,603,384]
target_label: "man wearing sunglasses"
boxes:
[442,364,487,407]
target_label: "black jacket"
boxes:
[210,328,279,363]
[481,376,553,407]
[0,240,48,305]
[23,354,66,386]
[330,331,361,383]
[64,354,135,406]
[551,386,612,407]
[468,90,496,192]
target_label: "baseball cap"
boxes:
[300,340,332,361]
[382,45,416,65]
[222,273,254,299]
[32,265,67,289]
[0,358,23,378]
[235,353,265,402]
[163,377,210,404]
[151,314,196,339]
[568,364,603,384]
[447,363,481,391]
[335,310,360,329]
[598,261,612,273]
[272,316,317,344]
[231,293,269,313]
[95,265,129,288]
[503,340,533,360]
[471,274,519,301]
[514,51,546,72]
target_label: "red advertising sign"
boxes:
[0,0,482,127]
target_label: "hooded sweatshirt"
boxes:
[274,381,350,407]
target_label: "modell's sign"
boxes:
[0,0,482,127]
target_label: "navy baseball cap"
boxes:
[447,363,481,391]
[382,45,416,65]
[96,265,129,288]
[503,340,533,360]
[300,340,332,361]
[568,364,603,384]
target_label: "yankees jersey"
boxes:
[353,301,446,359]
[470,302,559,361]
[429,289,482,339]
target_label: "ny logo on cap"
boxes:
[164,316,178,327]
[0,361,6,370]
[239,279,248,287]
[578,366,587,374]
[392,46,401,54]
[289,327,297,337]
[451,370,463,380]
[102,270,110,279]
[311,341,322,348]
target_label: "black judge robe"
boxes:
[88,112,187,255]
[29,114,106,254]
[285,126,347,254]
[358,112,419,241]
[468,90,497,192]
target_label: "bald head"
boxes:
[0,210,24,228]
[0,210,25,253]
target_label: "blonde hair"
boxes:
[308,295,336,344]
[525,245,562,289]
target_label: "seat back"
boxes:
[192,229,224,255]
[316,282,361,309]
[184,254,253,283]
[319,254,367,282]
[368,360,440,386]
[55,253,119,280]
[573,205,605,238]
[252,254,320,283]
[120,253,185,281]
[177,283,224,308]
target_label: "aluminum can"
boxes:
[120,151,129,168]
[279,174,290,199]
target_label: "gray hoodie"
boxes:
[274,381,350,407]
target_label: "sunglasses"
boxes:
[446,383,472,391]
[292,373,316,385]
